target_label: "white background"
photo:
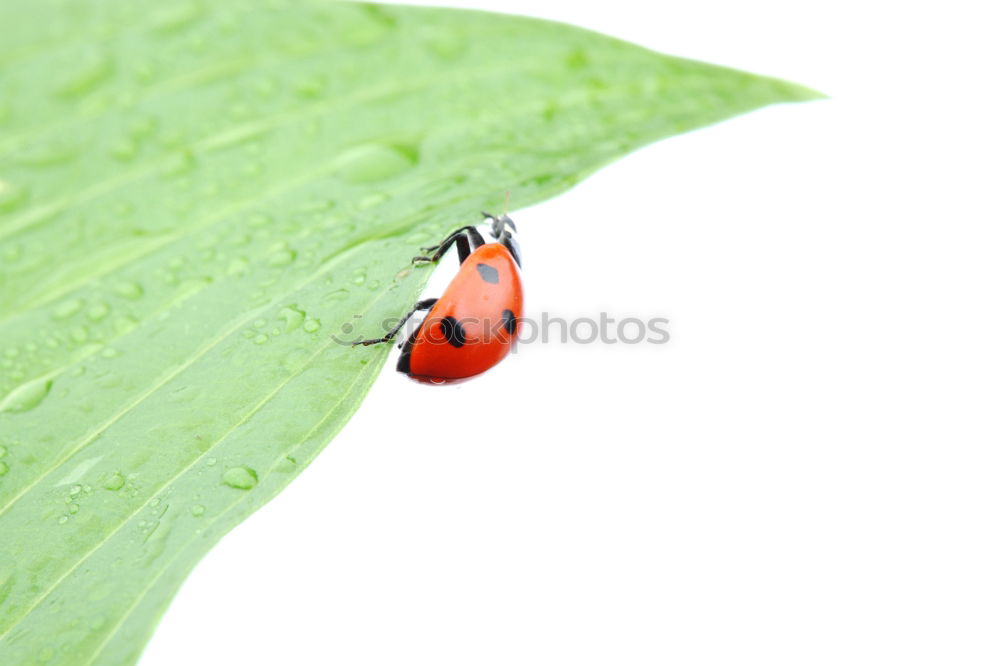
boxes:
[144,1,1000,664]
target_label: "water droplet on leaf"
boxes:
[115,281,144,300]
[0,181,28,212]
[103,472,126,490]
[336,143,419,184]
[53,298,84,320]
[279,305,306,332]
[268,248,296,267]
[87,302,110,321]
[1,377,53,413]
[222,466,258,490]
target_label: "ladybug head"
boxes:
[486,213,517,240]
[481,211,521,267]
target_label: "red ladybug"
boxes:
[354,212,522,383]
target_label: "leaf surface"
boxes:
[0,1,820,663]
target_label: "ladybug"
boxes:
[354,211,523,383]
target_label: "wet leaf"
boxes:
[0,1,821,663]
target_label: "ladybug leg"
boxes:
[417,226,479,253]
[413,226,485,265]
[467,226,486,248]
[352,298,438,346]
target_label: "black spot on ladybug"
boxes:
[502,309,517,335]
[440,316,466,348]
[396,329,420,374]
[476,262,499,284]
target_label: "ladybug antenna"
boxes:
[499,191,516,233]
[482,192,516,238]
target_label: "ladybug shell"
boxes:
[400,243,522,381]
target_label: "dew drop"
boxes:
[0,181,28,212]
[253,333,269,345]
[103,471,125,490]
[114,315,139,335]
[0,445,7,457]
[70,325,89,343]
[53,298,84,320]
[329,221,356,238]
[294,74,326,98]
[367,279,381,291]
[253,319,267,329]
[303,318,320,333]
[279,305,306,332]
[57,516,68,525]
[268,248,297,267]
[110,137,139,161]
[68,503,80,514]
[325,289,349,302]
[424,31,465,60]
[344,5,396,46]
[222,466,258,490]
[0,377,53,413]
[115,281,144,300]
[357,192,390,209]
[69,484,82,497]
[565,48,589,69]
[190,504,206,517]
[206,457,217,466]
[151,0,205,34]
[227,256,250,275]
[128,115,158,139]
[87,302,110,321]
[336,143,419,184]
[0,461,8,476]
[162,149,197,177]
[350,269,367,286]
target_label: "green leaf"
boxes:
[0,1,821,663]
